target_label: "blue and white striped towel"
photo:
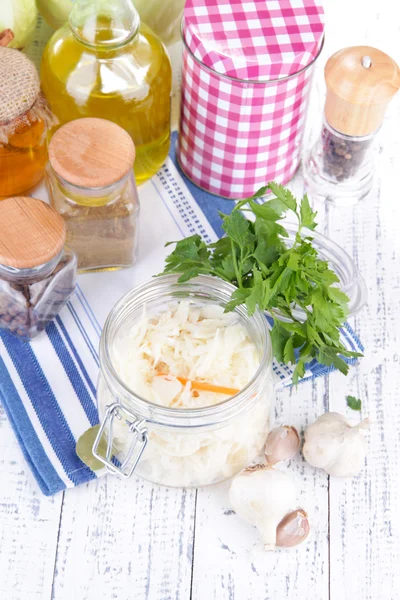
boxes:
[0,134,364,496]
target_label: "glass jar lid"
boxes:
[183,0,325,82]
[48,118,136,189]
[0,196,66,269]
[0,47,40,125]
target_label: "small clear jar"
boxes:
[94,275,274,488]
[0,197,77,341]
[46,118,140,273]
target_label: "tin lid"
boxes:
[48,118,136,188]
[183,0,324,81]
[0,47,40,125]
[324,46,400,136]
[0,197,66,269]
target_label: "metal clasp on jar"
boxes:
[92,402,148,478]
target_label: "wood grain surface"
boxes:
[1,1,400,599]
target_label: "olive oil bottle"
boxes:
[41,0,172,185]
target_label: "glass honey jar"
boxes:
[40,0,172,185]
[0,196,77,341]
[45,117,140,273]
[0,47,57,199]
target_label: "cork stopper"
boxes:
[0,197,66,269]
[48,118,136,188]
[324,46,400,136]
[0,47,40,125]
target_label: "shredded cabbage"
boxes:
[0,0,38,49]
[98,301,273,487]
[112,301,260,409]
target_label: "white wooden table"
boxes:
[1,1,400,599]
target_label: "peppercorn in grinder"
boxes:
[304,46,400,205]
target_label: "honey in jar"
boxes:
[0,47,57,199]
[40,0,172,185]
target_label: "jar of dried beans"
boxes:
[0,197,77,341]
[177,0,324,199]
[45,118,140,273]
[0,47,57,198]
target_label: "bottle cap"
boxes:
[324,46,400,136]
[0,197,66,269]
[48,118,136,188]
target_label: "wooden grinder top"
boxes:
[48,118,136,188]
[324,46,400,136]
[0,197,66,269]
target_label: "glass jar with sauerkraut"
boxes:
[94,275,274,488]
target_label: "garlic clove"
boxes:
[229,465,297,551]
[264,425,300,465]
[276,509,310,548]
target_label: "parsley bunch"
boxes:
[162,183,362,383]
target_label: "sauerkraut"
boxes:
[111,301,260,408]
[98,300,273,487]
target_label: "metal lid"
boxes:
[0,47,40,124]
[183,0,325,81]
[0,197,66,269]
[48,118,136,189]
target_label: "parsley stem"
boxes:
[230,238,243,288]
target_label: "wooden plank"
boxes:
[51,475,196,600]
[191,377,330,600]
[325,115,400,599]
[0,407,62,600]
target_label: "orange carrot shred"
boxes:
[156,373,239,396]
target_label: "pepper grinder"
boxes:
[304,46,400,205]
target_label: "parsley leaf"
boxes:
[161,182,363,383]
[346,395,362,411]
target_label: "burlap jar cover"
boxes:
[0,45,58,145]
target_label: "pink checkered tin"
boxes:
[178,0,325,198]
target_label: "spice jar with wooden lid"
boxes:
[304,46,400,204]
[45,117,140,273]
[0,43,58,199]
[0,196,77,341]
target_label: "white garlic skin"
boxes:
[229,465,297,551]
[265,425,300,465]
[303,412,370,477]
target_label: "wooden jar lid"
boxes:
[324,46,400,136]
[48,118,136,188]
[0,197,66,269]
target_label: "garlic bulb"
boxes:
[229,465,297,550]
[303,412,370,477]
[276,509,310,548]
[265,425,300,465]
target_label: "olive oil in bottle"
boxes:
[41,0,172,185]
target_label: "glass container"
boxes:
[0,197,76,341]
[304,46,400,205]
[40,0,172,185]
[94,275,274,488]
[281,223,367,320]
[46,118,140,273]
[0,47,57,199]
